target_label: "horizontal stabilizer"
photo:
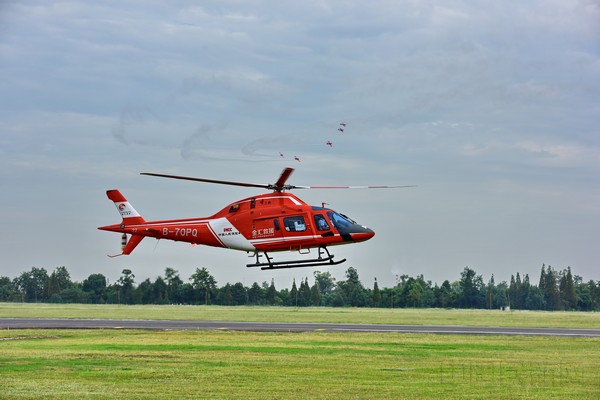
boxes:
[108,234,145,258]
[122,234,144,255]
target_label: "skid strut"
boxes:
[247,247,346,270]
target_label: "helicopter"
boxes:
[98,168,413,270]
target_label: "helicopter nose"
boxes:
[339,224,375,242]
[354,226,375,242]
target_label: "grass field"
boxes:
[2,303,600,329]
[1,304,599,399]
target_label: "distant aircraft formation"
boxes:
[278,122,346,162]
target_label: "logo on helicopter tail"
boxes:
[117,202,133,216]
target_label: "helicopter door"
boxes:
[252,217,283,244]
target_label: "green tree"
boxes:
[296,279,306,306]
[48,266,73,299]
[486,275,496,309]
[458,267,484,308]
[331,286,346,307]
[300,278,311,307]
[559,267,577,310]
[519,274,531,309]
[408,280,423,307]
[310,280,321,306]
[0,276,17,301]
[494,282,509,309]
[136,278,153,304]
[32,267,50,302]
[247,282,264,305]
[510,273,527,309]
[403,275,434,308]
[152,277,168,304]
[231,282,248,305]
[59,283,87,303]
[588,280,600,310]
[437,280,453,308]
[372,278,381,307]
[277,288,290,306]
[313,271,335,295]
[117,269,135,304]
[338,267,367,307]
[508,275,517,308]
[14,267,48,302]
[525,286,545,310]
[178,283,196,304]
[541,265,560,310]
[82,273,108,304]
[288,279,298,306]
[539,264,547,288]
[218,283,233,305]
[164,267,183,303]
[266,278,278,305]
[189,267,217,305]
[575,278,592,311]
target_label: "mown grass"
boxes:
[1,329,598,399]
[1,304,599,399]
[2,303,600,329]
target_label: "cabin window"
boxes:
[314,214,330,231]
[250,198,256,209]
[283,216,306,232]
[274,219,280,231]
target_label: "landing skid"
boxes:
[247,247,346,270]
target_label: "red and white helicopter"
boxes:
[99,168,412,270]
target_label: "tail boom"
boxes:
[99,190,254,256]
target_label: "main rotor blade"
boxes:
[274,167,294,189]
[140,172,270,189]
[141,169,415,192]
[294,185,417,189]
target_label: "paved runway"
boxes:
[1,318,599,337]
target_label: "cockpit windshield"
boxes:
[327,211,354,229]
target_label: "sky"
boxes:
[1,1,599,290]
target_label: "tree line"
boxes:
[1,264,599,311]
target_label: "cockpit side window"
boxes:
[314,214,330,231]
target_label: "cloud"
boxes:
[513,140,600,167]
[1,0,599,286]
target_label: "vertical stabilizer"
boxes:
[106,190,146,225]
